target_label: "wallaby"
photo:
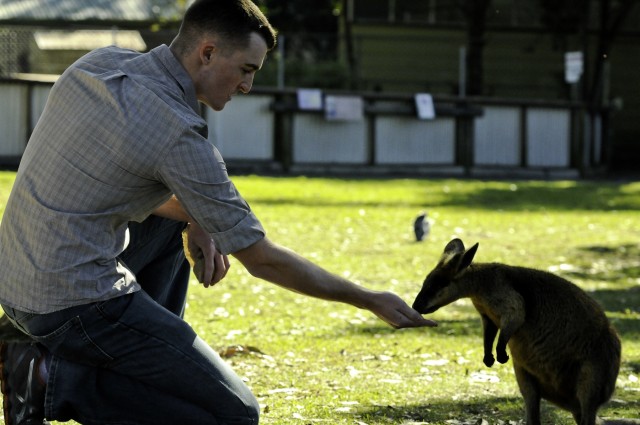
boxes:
[412,238,622,425]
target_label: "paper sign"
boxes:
[324,95,364,121]
[297,88,323,110]
[565,51,583,84]
[415,93,436,120]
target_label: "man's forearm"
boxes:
[153,195,191,222]
[233,237,373,308]
[233,237,437,329]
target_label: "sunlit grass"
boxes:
[0,172,638,424]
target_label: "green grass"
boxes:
[1,172,639,424]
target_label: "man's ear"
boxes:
[200,43,216,65]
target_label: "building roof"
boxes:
[34,29,147,50]
[0,0,190,24]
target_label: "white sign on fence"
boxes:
[565,51,583,84]
[415,93,436,120]
[297,88,323,111]
[324,95,364,121]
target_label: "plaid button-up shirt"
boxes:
[0,45,265,313]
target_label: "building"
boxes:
[341,0,640,172]
[0,0,638,175]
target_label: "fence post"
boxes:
[455,101,474,175]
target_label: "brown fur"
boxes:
[412,239,621,425]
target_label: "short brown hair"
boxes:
[175,0,277,54]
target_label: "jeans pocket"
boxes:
[31,316,114,368]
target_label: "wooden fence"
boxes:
[1,76,606,178]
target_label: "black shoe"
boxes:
[0,342,48,425]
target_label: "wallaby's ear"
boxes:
[439,238,466,272]
[458,242,479,272]
[443,238,465,255]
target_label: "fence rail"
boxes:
[1,76,606,178]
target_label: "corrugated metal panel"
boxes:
[474,106,521,166]
[292,115,367,164]
[0,84,28,155]
[29,84,52,131]
[206,95,274,161]
[526,108,570,167]
[375,116,455,164]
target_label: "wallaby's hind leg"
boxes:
[572,409,599,425]
[572,411,598,425]
[481,314,498,367]
[513,365,541,425]
[574,362,609,425]
[574,402,600,425]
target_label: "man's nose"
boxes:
[239,75,254,94]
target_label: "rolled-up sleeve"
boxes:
[156,126,265,254]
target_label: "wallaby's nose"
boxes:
[412,297,426,313]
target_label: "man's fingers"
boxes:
[385,308,438,329]
[402,307,438,328]
[372,292,438,329]
[202,253,215,287]
[191,253,209,286]
[201,252,231,287]
[400,313,438,328]
[211,253,226,284]
[220,254,230,280]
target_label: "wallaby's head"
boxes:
[412,238,479,314]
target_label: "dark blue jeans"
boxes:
[2,216,259,425]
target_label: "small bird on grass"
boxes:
[414,212,431,242]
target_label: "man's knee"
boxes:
[217,394,260,424]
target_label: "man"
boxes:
[0,0,435,424]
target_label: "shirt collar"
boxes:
[150,44,200,114]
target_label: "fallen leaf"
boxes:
[219,344,267,358]
[267,387,299,395]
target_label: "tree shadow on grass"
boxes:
[434,182,640,212]
[350,396,571,424]
[561,243,640,317]
[351,395,640,424]
[565,244,640,284]
[349,318,483,339]
[249,179,640,212]
[590,288,640,315]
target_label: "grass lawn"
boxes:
[0,172,638,424]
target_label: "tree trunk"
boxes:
[462,0,491,96]
[588,0,635,106]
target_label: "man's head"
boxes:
[171,0,277,110]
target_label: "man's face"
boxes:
[195,32,268,111]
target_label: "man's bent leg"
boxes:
[120,216,191,317]
[8,292,259,425]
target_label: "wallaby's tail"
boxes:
[602,420,640,425]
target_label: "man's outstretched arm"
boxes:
[233,237,437,329]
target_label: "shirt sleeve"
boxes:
[156,126,265,255]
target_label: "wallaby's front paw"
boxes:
[483,354,495,367]
[497,350,509,364]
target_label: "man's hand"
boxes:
[368,291,438,329]
[183,222,230,287]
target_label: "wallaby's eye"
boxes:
[423,273,450,295]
